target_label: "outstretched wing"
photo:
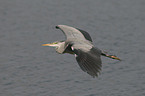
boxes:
[56,25,92,42]
[72,46,102,77]
[76,28,92,42]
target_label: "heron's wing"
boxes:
[72,46,102,77]
[76,28,92,42]
[56,25,92,42]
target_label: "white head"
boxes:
[42,41,65,53]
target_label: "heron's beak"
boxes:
[42,43,57,47]
[42,43,52,46]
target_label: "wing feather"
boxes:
[76,28,93,42]
[72,47,102,77]
[56,25,92,42]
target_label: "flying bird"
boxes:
[42,25,121,77]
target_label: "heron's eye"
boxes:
[53,42,58,44]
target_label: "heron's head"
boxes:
[42,41,64,48]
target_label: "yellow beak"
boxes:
[42,43,51,46]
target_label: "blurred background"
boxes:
[0,0,145,96]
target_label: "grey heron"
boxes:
[42,25,121,77]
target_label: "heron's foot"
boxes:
[101,52,121,61]
[107,55,121,61]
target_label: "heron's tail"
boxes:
[101,52,121,61]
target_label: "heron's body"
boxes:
[42,25,121,77]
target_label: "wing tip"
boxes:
[87,72,101,78]
[55,25,59,29]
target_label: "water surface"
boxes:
[0,0,145,96]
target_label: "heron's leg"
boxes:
[101,51,121,61]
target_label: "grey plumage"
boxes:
[56,25,102,77]
[42,25,121,78]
